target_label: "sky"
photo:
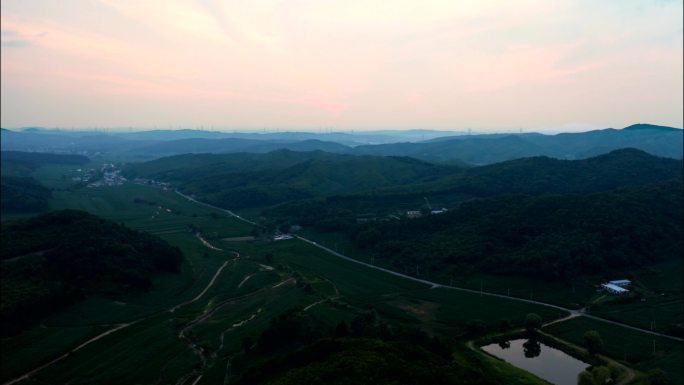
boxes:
[1,0,682,131]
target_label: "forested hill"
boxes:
[125,151,462,209]
[262,148,683,229]
[0,176,51,214]
[352,124,683,164]
[1,151,89,167]
[450,148,683,196]
[122,150,351,181]
[351,178,683,280]
[0,210,183,335]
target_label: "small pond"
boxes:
[481,338,589,385]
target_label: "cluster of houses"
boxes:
[87,164,127,187]
[71,168,98,183]
[600,279,631,295]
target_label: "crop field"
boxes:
[544,317,683,385]
[31,314,197,385]
[4,180,682,385]
[301,228,684,336]
[0,325,109,381]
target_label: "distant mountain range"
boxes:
[1,124,681,164]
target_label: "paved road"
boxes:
[296,235,683,343]
[176,190,257,225]
[176,193,684,343]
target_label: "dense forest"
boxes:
[263,149,683,229]
[234,310,500,385]
[125,150,462,209]
[349,178,683,279]
[1,151,89,167]
[0,176,52,213]
[0,210,183,335]
[125,148,682,217]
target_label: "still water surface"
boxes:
[481,339,589,385]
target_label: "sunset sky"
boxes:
[1,0,682,131]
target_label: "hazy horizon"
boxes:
[2,1,682,130]
[3,121,682,135]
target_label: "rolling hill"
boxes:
[2,124,681,163]
[353,124,683,164]
[0,210,183,335]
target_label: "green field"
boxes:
[545,317,683,385]
[3,179,682,385]
[301,228,684,334]
[589,259,684,335]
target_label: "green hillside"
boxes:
[352,178,683,279]
[0,210,183,335]
[126,151,461,209]
[264,149,683,229]
[0,176,52,213]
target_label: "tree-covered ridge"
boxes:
[0,210,183,335]
[453,148,683,196]
[0,176,51,213]
[122,150,356,182]
[263,149,683,230]
[351,178,683,279]
[4,124,681,163]
[353,125,683,163]
[1,151,89,167]
[125,150,461,209]
[126,148,682,216]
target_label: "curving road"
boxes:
[295,235,683,342]
[175,190,683,343]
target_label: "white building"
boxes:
[608,279,631,287]
[601,283,629,295]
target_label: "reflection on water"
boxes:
[482,338,589,385]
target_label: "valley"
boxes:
[1,168,682,384]
[1,133,682,385]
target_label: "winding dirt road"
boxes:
[4,243,236,385]
[174,190,683,343]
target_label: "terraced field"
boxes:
[2,181,682,385]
